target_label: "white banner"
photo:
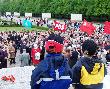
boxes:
[71,14,82,21]
[25,13,32,17]
[14,12,20,17]
[42,13,51,19]
[6,12,11,16]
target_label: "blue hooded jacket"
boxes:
[31,53,72,89]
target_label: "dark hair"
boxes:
[82,40,98,56]
[47,34,64,44]
[65,49,70,53]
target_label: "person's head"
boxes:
[12,41,15,45]
[23,49,26,53]
[4,40,7,45]
[23,41,26,45]
[82,40,98,57]
[106,46,110,54]
[45,34,64,53]
[107,49,110,54]
[64,49,71,58]
[9,41,13,46]
[34,44,38,48]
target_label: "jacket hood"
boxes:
[82,57,102,75]
[45,53,65,69]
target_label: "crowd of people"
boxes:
[0,15,51,28]
[0,25,109,68]
[0,16,109,89]
[0,30,44,68]
[0,15,81,29]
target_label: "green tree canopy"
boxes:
[0,0,110,17]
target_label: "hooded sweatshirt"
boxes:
[72,57,107,89]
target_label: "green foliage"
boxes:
[0,0,110,17]
[0,27,46,32]
[32,26,49,31]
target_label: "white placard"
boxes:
[71,14,82,21]
[42,13,51,19]
[14,12,20,17]
[25,13,32,17]
[6,12,11,16]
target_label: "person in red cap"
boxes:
[31,33,72,89]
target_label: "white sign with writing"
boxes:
[6,12,11,16]
[42,13,51,19]
[14,12,20,17]
[25,13,32,17]
[71,14,82,21]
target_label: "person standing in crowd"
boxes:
[72,40,107,89]
[0,46,7,69]
[0,33,3,42]
[8,42,16,65]
[63,48,73,68]
[20,41,27,54]
[106,49,110,62]
[7,31,12,43]
[20,49,30,67]
[69,48,79,68]
[2,46,8,68]
[12,41,17,56]
[15,32,21,49]
[31,34,72,89]
[31,43,41,66]
[26,41,32,65]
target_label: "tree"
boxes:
[0,0,110,19]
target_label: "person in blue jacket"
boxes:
[72,40,107,89]
[31,34,72,89]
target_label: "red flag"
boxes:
[104,21,110,34]
[54,20,67,32]
[80,19,96,35]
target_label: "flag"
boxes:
[22,19,32,28]
[104,21,110,34]
[80,19,96,35]
[54,20,67,32]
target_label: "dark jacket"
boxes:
[69,51,79,68]
[0,49,7,60]
[106,53,110,62]
[31,54,72,89]
[0,49,7,69]
[72,57,107,89]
